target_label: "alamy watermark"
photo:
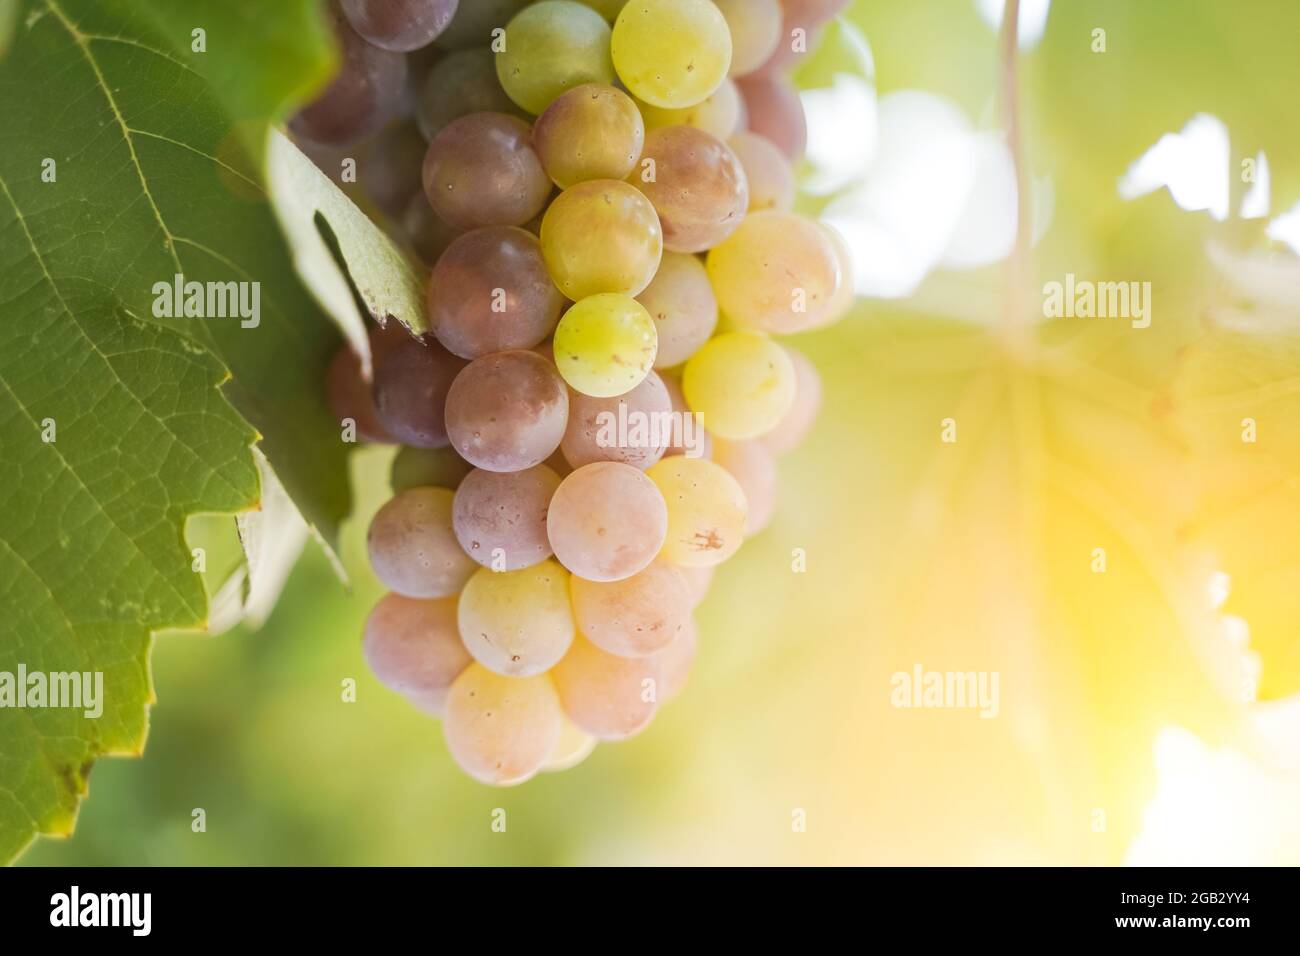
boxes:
[0,665,103,718]
[1043,273,1151,329]
[890,664,999,718]
[152,273,260,328]
[595,406,706,459]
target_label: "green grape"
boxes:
[611,0,732,109]
[540,180,663,299]
[391,445,474,492]
[457,560,575,676]
[638,77,744,141]
[551,635,662,739]
[715,0,782,76]
[712,437,778,534]
[547,462,668,581]
[575,0,628,20]
[570,560,692,657]
[761,345,822,455]
[553,294,658,397]
[635,252,718,369]
[443,664,562,785]
[631,125,748,253]
[533,84,645,188]
[495,1,615,115]
[706,211,842,333]
[729,131,795,213]
[646,456,748,567]
[681,330,795,440]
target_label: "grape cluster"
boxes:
[306,0,851,785]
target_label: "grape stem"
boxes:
[999,0,1032,355]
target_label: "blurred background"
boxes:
[23,0,1300,866]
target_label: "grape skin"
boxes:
[367,486,477,598]
[457,560,575,676]
[650,616,696,700]
[443,664,563,785]
[444,349,570,472]
[552,294,659,398]
[371,333,466,448]
[631,125,749,254]
[543,716,597,771]
[638,78,745,142]
[682,330,796,441]
[495,1,616,115]
[416,48,523,140]
[675,563,714,607]
[540,180,663,299]
[435,0,531,50]
[646,456,748,567]
[340,0,459,52]
[401,192,462,265]
[364,593,471,714]
[551,635,662,739]
[728,131,796,213]
[560,370,671,470]
[712,438,779,535]
[362,122,429,217]
[636,252,718,369]
[610,0,732,110]
[452,465,561,570]
[391,445,474,492]
[736,73,807,160]
[534,84,645,188]
[547,462,668,582]
[761,346,823,455]
[714,0,783,77]
[422,112,552,229]
[570,560,692,657]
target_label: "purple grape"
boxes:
[444,350,569,471]
[422,112,552,229]
[340,0,460,52]
[371,333,467,448]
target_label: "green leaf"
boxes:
[0,0,348,862]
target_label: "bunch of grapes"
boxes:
[305,0,852,785]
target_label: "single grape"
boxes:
[682,330,795,440]
[416,48,522,140]
[761,346,823,455]
[444,350,569,471]
[495,1,615,114]
[534,84,645,188]
[711,438,778,534]
[611,0,732,109]
[729,131,795,213]
[363,593,471,714]
[340,0,459,52]
[401,192,462,265]
[714,0,782,76]
[646,456,748,567]
[757,0,847,74]
[552,294,658,398]
[367,486,477,598]
[540,180,662,300]
[547,462,667,581]
[650,616,696,700]
[659,373,712,460]
[361,122,428,217]
[429,226,564,359]
[635,252,718,369]
[327,344,394,443]
[392,445,474,492]
[543,716,597,772]
[435,0,530,50]
[290,11,408,147]
[458,560,574,676]
[443,664,562,785]
[453,465,561,570]
[371,333,466,447]
[705,211,841,333]
[736,73,806,159]
[638,77,745,142]
[806,222,856,329]
[631,125,748,254]
[422,112,552,229]
[561,370,671,470]
[676,563,714,607]
[551,635,662,739]
[570,560,691,657]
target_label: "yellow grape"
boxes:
[681,331,795,440]
[534,84,645,188]
[540,180,663,299]
[443,665,562,785]
[570,560,692,657]
[638,78,745,141]
[714,0,782,76]
[543,716,598,772]
[553,294,658,397]
[551,635,662,739]
[457,560,575,677]
[646,456,748,567]
[611,0,732,109]
[495,1,615,115]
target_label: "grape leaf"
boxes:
[0,0,346,862]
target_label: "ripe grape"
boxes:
[736,73,806,160]
[676,563,714,607]
[361,122,428,217]
[635,252,718,369]
[458,560,575,676]
[416,48,522,140]
[762,346,823,455]
[540,180,662,299]
[327,344,394,443]
[363,593,471,714]
[290,11,408,147]
[428,226,564,358]
[444,349,570,471]
[443,664,562,784]
[715,0,782,77]
[631,125,748,253]
[391,445,473,492]
[533,84,645,188]
[422,112,552,229]
[452,465,561,570]
[808,222,856,328]
[646,456,748,567]
[638,78,745,141]
[611,0,732,109]
[367,486,477,597]
[551,635,662,739]
[552,294,658,397]
[371,333,466,447]
[706,211,841,333]
[401,192,462,265]
[495,1,615,115]
[650,617,696,700]
[729,131,795,213]
[570,560,691,657]
[712,438,778,534]
[561,370,671,469]
[547,462,667,581]
[682,330,795,440]
[339,0,459,52]
[543,717,597,771]
[435,0,530,50]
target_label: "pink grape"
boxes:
[452,464,561,570]
[422,112,552,229]
[547,461,667,581]
[444,350,570,471]
[363,593,471,714]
